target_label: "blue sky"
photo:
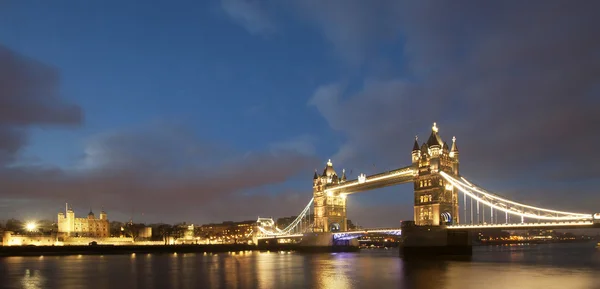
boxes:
[0,1,598,227]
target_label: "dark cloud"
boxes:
[0,45,316,223]
[0,124,318,223]
[307,1,600,213]
[0,45,82,164]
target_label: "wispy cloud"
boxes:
[220,0,275,35]
[270,134,316,156]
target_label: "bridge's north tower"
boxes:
[412,123,460,226]
[313,160,347,232]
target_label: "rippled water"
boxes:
[1,243,600,289]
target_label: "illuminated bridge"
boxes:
[256,123,600,240]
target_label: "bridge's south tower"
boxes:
[412,123,460,226]
[313,160,347,232]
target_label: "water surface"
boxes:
[1,243,599,289]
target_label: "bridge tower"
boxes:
[412,123,460,226]
[313,160,347,232]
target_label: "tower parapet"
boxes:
[413,123,460,226]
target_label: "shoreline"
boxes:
[476,239,594,246]
[0,244,360,257]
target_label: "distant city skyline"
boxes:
[0,1,599,227]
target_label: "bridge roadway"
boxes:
[256,228,403,240]
[324,165,416,195]
[447,220,600,230]
[256,221,599,240]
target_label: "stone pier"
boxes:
[399,222,472,257]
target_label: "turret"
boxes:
[67,206,74,218]
[412,136,421,163]
[321,159,338,184]
[450,136,459,174]
[427,122,442,157]
[420,143,429,159]
[100,210,107,221]
[88,210,95,220]
[450,136,459,158]
[341,169,347,182]
[313,169,319,187]
[66,204,75,234]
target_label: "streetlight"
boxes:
[25,222,38,232]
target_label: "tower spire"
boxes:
[451,136,459,152]
[412,135,420,151]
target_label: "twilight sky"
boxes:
[0,1,599,227]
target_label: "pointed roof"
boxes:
[451,136,459,152]
[313,169,318,180]
[426,122,443,147]
[88,209,94,216]
[412,136,420,151]
[341,169,347,181]
[420,143,428,151]
[443,142,449,151]
[322,159,337,177]
[427,132,440,147]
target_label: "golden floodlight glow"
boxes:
[25,222,37,232]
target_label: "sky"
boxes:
[0,0,599,227]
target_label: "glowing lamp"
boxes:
[25,222,37,232]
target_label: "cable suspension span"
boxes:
[440,172,593,221]
[258,197,314,236]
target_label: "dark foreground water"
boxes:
[1,243,600,289]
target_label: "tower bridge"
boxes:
[257,123,600,241]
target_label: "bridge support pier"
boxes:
[400,224,472,257]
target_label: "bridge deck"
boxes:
[324,166,416,194]
[448,221,599,230]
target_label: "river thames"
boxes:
[1,243,599,289]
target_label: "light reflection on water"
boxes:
[0,243,599,289]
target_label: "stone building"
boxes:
[412,123,460,226]
[57,205,109,238]
[313,160,348,232]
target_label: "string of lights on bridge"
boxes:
[257,168,598,238]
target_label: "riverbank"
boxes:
[0,244,360,257]
[477,239,594,246]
